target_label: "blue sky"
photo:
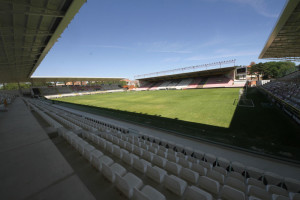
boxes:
[33,0,287,79]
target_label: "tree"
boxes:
[250,61,296,80]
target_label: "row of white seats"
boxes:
[85,130,293,200]
[138,134,300,194]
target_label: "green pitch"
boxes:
[56,88,240,128]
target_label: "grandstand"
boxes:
[0,0,300,200]
[134,60,248,91]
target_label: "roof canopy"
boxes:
[0,0,86,83]
[30,77,124,82]
[259,0,300,61]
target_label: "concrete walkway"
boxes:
[53,104,300,180]
[0,98,95,200]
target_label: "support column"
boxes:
[18,82,22,96]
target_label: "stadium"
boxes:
[0,0,300,200]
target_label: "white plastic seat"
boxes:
[191,163,207,176]
[207,170,224,185]
[217,157,230,169]
[133,185,166,200]
[185,185,213,200]
[83,144,95,161]
[177,152,186,159]
[152,143,159,149]
[152,155,167,168]
[157,149,166,158]
[290,193,300,200]
[164,175,187,196]
[167,153,178,163]
[187,156,198,164]
[146,166,167,184]
[225,177,247,193]
[267,185,288,197]
[198,176,220,195]
[97,155,113,171]
[247,178,266,189]
[220,185,246,200]
[272,194,289,200]
[91,150,104,168]
[119,140,126,148]
[77,140,89,155]
[149,146,158,154]
[106,141,114,153]
[178,157,192,168]
[180,168,199,184]
[141,143,149,150]
[248,185,272,200]
[158,146,167,152]
[112,137,119,145]
[228,171,245,182]
[194,150,204,160]
[214,166,227,176]
[204,153,216,165]
[134,141,141,147]
[125,142,134,152]
[122,153,138,166]
[98,138,106,149]
[284,177,300,193]
[115,172,143,199]
[133,146,143,157]
[199,160,212,170]
[165,161,182,176]
[142,151,154,162]
[112,145,123,158]
[102,163,126,183]
[264,172,283,186]
[133,158,151,173]
[231,161,245,174]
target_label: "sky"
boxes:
[32,0,287,80]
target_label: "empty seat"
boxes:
[112,137,119,145]
[194,150,204,160]
[91,150,104,168]
[134,141,141,147]
[199,160,212,170]
[284,177,300,193]
[133,158,151,173]
[217,157,230,169]
[198,176,220,195]
[177,152,186,159]
[98,138,106,149]
[141,143,149,150]
[247,178,266,189]
[112,145,123,158]
[102,163,126,183]
[264,172,283,186]
[272,194,289,200]
[204,153,216,165]
[225,177,247,193]
[77,140,89,155]
[228,171,245,182]
[187,156,198,164]
[164,175,187,196]
[119,140,126,148]
[133,146,143,157]
[157,149,166,158]
[180,168,199,184]
[97,155,113,171]
[115,172,143,199]
[165,161,182,176]
[167,153,178,163]
[152,143,159,149]
[213,166,227,176]
[152,155,167,168]
[185,185,212,200]
[207,170,224,184]
[122,153,138,166]
[146,166,167,184]
[178,157,192,168]
[267,185,288,197]
[83,144,96,161]
[158,146,167,152]
[106,142,114,153]
[133,185,166,200]
[191,163,207,176]
[125,142,134,152]
[290,193,300,200]
[248,185,272,200]
[148,146,158,154]
[231,161,245,174]
[142,151,154,162]
[221,185,246,200]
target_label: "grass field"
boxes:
[56,88,240,128]
[54,88,300,161]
